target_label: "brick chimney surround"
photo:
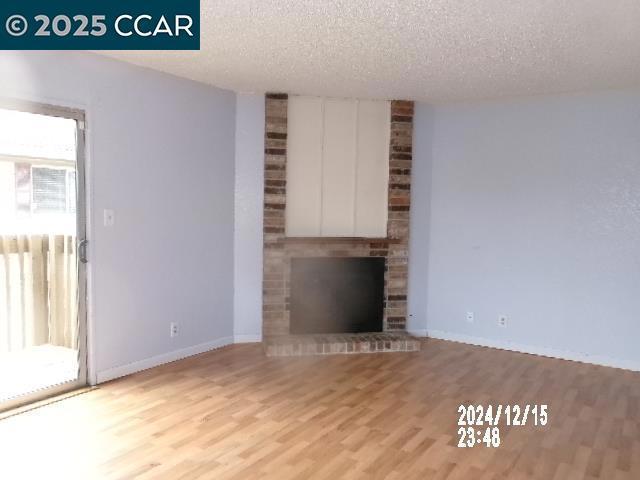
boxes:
[261,94,419,356]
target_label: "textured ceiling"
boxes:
[104,0,640,103]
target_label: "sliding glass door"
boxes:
[0,100,87,411]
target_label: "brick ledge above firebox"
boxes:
[282,237,404,244]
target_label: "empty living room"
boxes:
[1,1,640,479]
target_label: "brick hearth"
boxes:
[264,332,421,357]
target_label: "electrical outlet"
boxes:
[466,311,474,323]
[498,315,507,328]
[170,322,178,337]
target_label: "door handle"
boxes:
[78,239,89,263]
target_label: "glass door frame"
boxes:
[0,98,88,412]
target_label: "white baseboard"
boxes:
[407,329,428,337]
[96,336,234,383]
[96,329,640,384]
[234,334,262,343]
[425,329,640,372]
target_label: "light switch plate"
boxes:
[103,209,115,227]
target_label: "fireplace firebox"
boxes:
[290,257,385,334]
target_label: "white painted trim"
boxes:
[89,328,640,385]
[407,329,428,337]
[234,334,262,343]
[425,329,640,372]
[96,336,234,383]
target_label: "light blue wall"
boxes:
[407,105,434,334]
[233,93,265,341]
[411,90,640,368]
[0,52,237,380]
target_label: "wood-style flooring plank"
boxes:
[0,339,639,479]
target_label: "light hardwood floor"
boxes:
[1,339,639,479]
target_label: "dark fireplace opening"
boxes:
[290,257,385,334]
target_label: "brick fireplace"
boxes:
[262,94,414,344]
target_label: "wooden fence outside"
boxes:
[0,234,77,353]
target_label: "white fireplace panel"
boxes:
[321,99,358,236]
[285,96,323,236]
[355,100,390,237]
[286,95,390,237]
